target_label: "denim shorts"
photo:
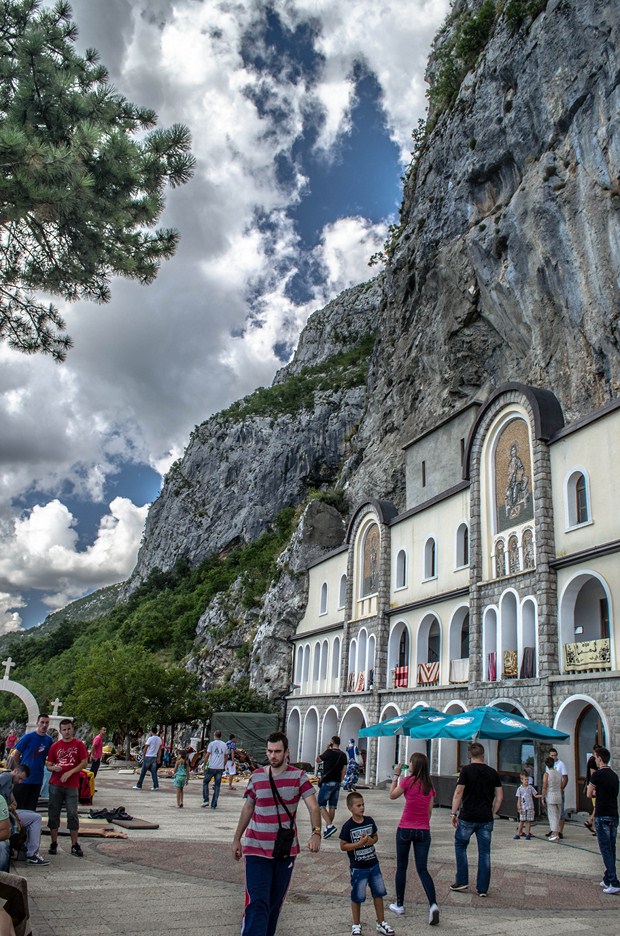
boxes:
[350,864,387,904]
[317,781,341,809]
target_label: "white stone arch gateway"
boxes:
[0,658,40,730]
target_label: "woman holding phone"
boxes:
[388,752,439,926]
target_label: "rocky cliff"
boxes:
[125,0,620,696]
[126,279,382,590]
[343,0,620,506]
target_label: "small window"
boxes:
[576,474,588,524]
[422,460,426,487]
[566,470,590,527]
[456,523,469,567]
[338,574,347,610]
[319,582,328,615]
[396,549,407,589]
[424,538,437,579]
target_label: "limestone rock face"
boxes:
[188,578,259,688]
[249,499,346,700]
[343,0,620,507]
[126,280,381,589]
[121,0,620,700]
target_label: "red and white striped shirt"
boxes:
[242,765,314,858]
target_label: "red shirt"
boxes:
[48,738,89,788]
[397,777,435,830]
[90,734,104,760]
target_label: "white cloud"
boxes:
[0,498,149,628]
[1,1,447,629]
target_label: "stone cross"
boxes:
[1,658,15,681]
[51,698,62,717]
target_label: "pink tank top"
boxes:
[398,776,435,830]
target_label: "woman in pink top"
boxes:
[388,752,439,926]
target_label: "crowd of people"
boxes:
[0,720,617,936]
[231,732,619,936]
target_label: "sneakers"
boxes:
[48,842,58,855]
[476,892,487,898]
[132,784,142,790]
[545,830,553,837]
[549,835,559,841]
[513,834,521,840]
[603,885,620,894]
[428,903,439,925]
[388,904,404,915]
[352,926,362,936]
[376,923,395,935]
[323,824,337,839]
[27,853,49,866]
[600,881,608,887]
[525,834,532,840]
[71,843,84,858]
[201,802,209,807]
[449,882,468,892]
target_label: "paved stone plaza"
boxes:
[19,768,620,935]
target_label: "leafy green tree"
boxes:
[72,642,195,755]
[0,0,195,359]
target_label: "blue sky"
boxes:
[0,0,449,632]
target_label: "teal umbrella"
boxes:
[405,706,569,741]
[359,706,445,738]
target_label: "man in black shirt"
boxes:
[449,742,503,897]
[587,746,620,894]
[316,735,348,839]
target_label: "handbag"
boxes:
[268,767,296,859]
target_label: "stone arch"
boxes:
[438,699,467,776]
[301,707,320,764]
[321,706,339,749]
[554,694,610,811]
[340,704,368,780]
[376,703,401,784]
[0,675,39,730]
[287,708,301,762]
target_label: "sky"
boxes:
[0,0,450,634]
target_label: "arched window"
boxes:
[508,535,520,575]
[566,470,590,527]
[319,582,328,615]
[398,629,409,666]
[360,523,380,597]
[522,528,535,569]
[456,523,469,568]
[494,539,506,578]
[424,538,437,579]
[338,574,347,609]
[396,549,407,589]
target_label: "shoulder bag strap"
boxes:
[268,767,295,828]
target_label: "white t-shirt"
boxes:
[207,739,228,770]
[144,735,162,758]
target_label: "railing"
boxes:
[564,637,611,673]
[417,662,440,686]
[390,666,409,689]
[449,658,469,683]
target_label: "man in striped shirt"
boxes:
[232,731,321,936]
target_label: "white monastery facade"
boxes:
[285,383,620,815]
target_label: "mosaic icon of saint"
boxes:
[504,442,529,519]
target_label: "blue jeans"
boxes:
[0,839,9,873]
[395,827,436,906]
[595,816,619,887]
[317,781,341,810]
[350,863,387,904]
[454,820,493,894]
[243,855,295,936]
[203,768,224,806]
[136,756,159,789]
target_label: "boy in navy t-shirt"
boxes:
[339,791,395,936]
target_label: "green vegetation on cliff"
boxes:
[0,509,295,729]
